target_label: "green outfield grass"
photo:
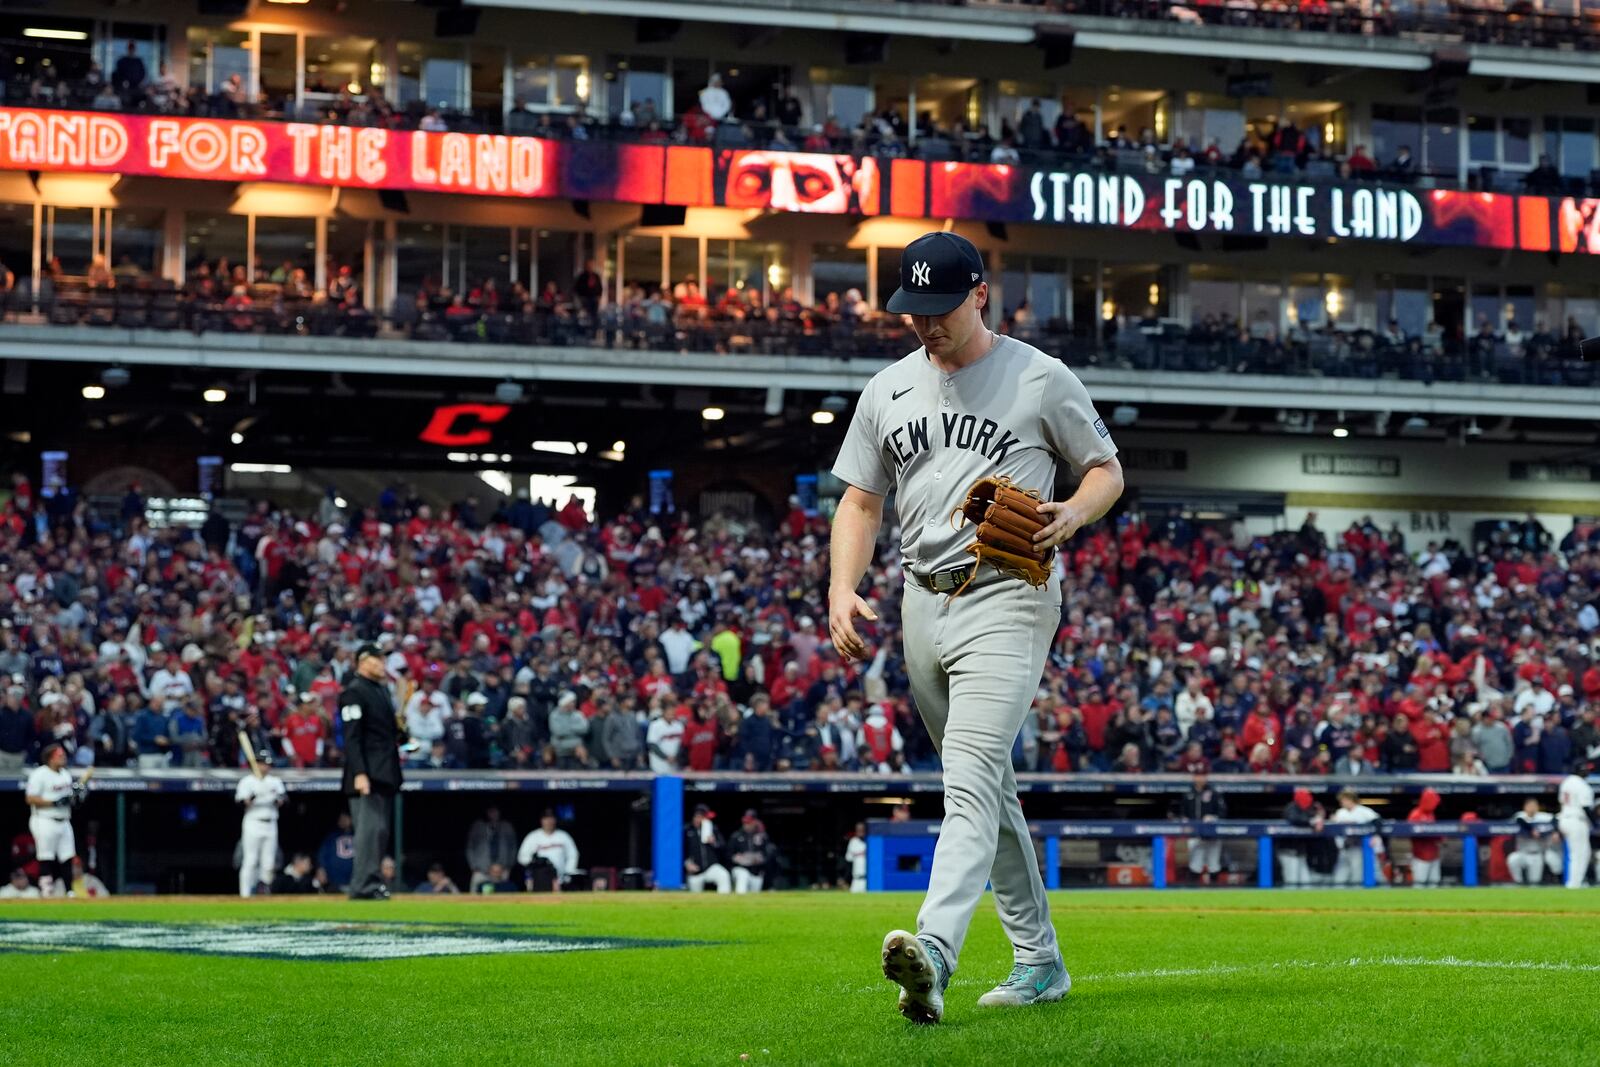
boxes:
[3,888,1598,1066]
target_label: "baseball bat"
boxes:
[77,766,93,787]
[239,730,264,777]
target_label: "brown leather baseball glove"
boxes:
[947,475,1054,595]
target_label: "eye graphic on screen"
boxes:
[719,151,875,215]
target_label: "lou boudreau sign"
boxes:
[1030,173,1424,242]
[1302,453,1401,477]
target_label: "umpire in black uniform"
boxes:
[341,644,403,899]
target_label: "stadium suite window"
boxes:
[809,68,871,131]
[185,214,248,280]
[47,208,94,277]
[996,81,1063,138]
[395,222,444,297]
[603,57,668,122]
[1288,274,1353,330]
[622,234,666,294]
[1471,284,1535,333]
[186,27,249,96]
[1548,283,1600,337]
[705,240,780,303]
[253,217,315,285]
[398,42,467,112]
[5,16,94,83]
[812,245,866,308]
[1467,116,1531,167]
[259,33,297,113]
[109,209,163,277]
[454,227,511,295]
[1182,93,1247,157]
[668,236,700,297]
[514,54,589,113]
[0,202,33,290]
[325,219,368,291]
[1544,116,1597,178]
[302,36,378,100]
[1375,275,1430,339]
[470,47,504,124]
[97,23,163,84]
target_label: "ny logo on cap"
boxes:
[911,261,931,287]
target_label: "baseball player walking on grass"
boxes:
[24,743,87,897]
[828,231,1123,1024]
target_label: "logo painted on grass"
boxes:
[0,920,696,961]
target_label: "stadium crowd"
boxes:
[1,468,1599,781]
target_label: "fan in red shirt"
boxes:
[1077,688,1113,754]
[1240,705,1281,757]
[682,705,720,771]
[1406,787,1443,886]
[1414,712,1451,772]
[281,694,328,768]
[1342,589,1379,639]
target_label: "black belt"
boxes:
[906,564,975,593]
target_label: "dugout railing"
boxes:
[0,770,1584,893]
[864,817,1586,891]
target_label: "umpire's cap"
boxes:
[355,643,384,663]
[885,231,986,317]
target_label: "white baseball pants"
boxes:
[239,819,278,897]
[902,574,1061,973]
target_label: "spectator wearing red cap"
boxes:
[1407,787,1443,887]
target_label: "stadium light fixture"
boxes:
[23,28,90,41]
[203,387,227,404]
[702,406,726,421]
[81,384,105,400]
[230,432,244,445]
[811,410,835,426]
[612,440,626,452]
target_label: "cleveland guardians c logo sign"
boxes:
[417,403,511,447]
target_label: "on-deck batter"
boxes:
[236,762,287,897]
[828,231,1123,1024]
[24,743,79,897]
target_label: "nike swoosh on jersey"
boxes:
[892,387,914,400]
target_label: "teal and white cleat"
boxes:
[975,956,1071,1008]
[881,930,949,1025]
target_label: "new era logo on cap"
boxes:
[886,232,986,317]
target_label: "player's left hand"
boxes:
[1033,500,1084,551]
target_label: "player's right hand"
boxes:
[353,773,371,796]
[828,591,878,662]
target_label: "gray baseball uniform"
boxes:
[831,333,1115,973]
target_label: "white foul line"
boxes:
[842,955,1600,995]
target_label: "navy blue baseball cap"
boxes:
[885,231,986,316]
